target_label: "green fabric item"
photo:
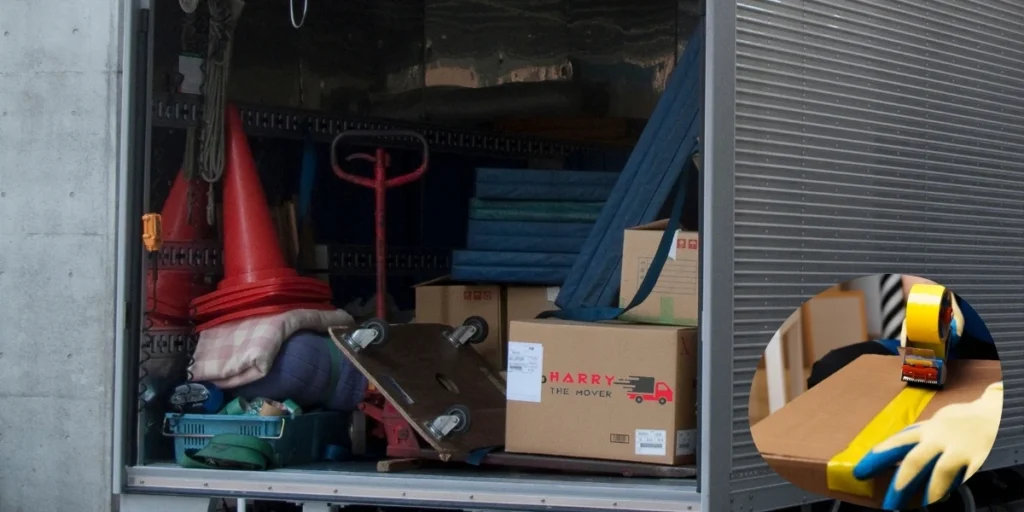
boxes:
[179,434,277,471]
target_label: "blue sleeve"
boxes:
[875,339,902,354]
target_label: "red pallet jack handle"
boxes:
[330,130,429,319]
[330,130,429,458]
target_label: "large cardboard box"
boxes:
[619,220,698,326]
[414,279,559,369]
[751,355,1002,508]
[505,319,698,465]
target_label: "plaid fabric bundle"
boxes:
[190,308,354,389]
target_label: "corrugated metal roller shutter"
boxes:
[731,0,1024,504]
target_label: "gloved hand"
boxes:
[853,381,1003,509]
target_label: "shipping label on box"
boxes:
[505,319,697,465]
[620,220,698,326]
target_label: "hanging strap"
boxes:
[539,155,696,322]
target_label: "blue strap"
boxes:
[323,444,350,462]
[466,445,500,466]
[876,339,901,355]
[955,295,993,344]
[539,158,694,322]
[298,135,317,220]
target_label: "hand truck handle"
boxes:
[329,130,430,188]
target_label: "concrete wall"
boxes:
[0,0,121,511]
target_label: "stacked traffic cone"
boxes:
[190,104,334,332]
[147,171,216,327]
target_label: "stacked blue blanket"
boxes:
[450,168,616,285]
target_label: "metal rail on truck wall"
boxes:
[700,0,736,510]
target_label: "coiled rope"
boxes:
[197,0,245,225]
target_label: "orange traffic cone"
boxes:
[146,170,215,326]
[190,104,333,331]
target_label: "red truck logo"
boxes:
[616,376,674,405]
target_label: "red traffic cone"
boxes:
[189,104,333,331]
[146,170,215,325]
[162,169,213,242]
[217,104,296,290]
[194,302,336,332]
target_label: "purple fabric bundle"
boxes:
[233,330,366,411]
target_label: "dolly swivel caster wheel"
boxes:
[445,316,489,348]
[426,404,472,439]
[345,318,390,352]
[362,318,389,346]
[462,316,489,345]
[445,404,472,433]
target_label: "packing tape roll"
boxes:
[258,400,288,417]
[826,386,937,497]
[905,284,953,348]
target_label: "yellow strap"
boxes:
[826,386,937,497]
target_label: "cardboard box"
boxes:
[505,319,698,465]
[751,355,1002,508]
[619,220,698,326]
[414,279,559,370]
[507,285,559,323]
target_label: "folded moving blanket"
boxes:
[190,308,354,389]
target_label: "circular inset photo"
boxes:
[749,274,1003,510]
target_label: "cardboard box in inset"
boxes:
[414,278,558,370]
[620,220,698,326]
[505,319,698,465]
[752,355,1002,509]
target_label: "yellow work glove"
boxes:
[853,381,1003,509]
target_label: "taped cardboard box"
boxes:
[751,355,1001,508]
[507,285,559,326]
[414,278,558,370]
[619,220,698,326]
[505,319,697,465]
